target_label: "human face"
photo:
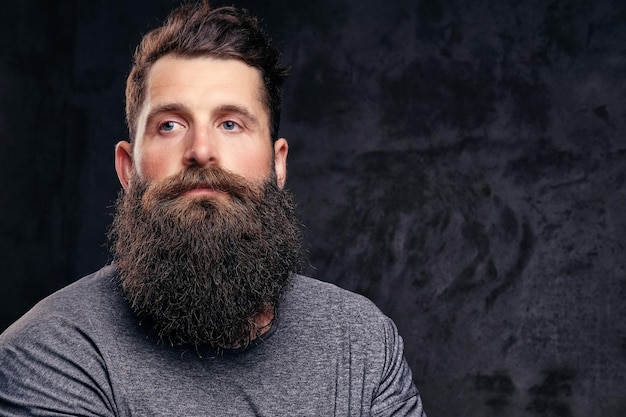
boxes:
[115,55,288,194]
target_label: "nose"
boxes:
[183,126,219,168]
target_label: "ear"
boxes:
[273,138,288,189]
[115,141,134,190]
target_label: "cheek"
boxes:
[136,148,179,181]
[229,146,274,179]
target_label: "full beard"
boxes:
[108,166,304,350]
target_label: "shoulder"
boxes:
[288,275,387,320]
[0,264,126,354]
[283,275,395,345]
[0,265,122,415]
[0,264,134,369]
[282,276,423,415]
[288,275,377,308]
[1,264,122,338]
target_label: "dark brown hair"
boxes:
[125,2,288,141]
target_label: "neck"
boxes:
[218,307,275,350]
[250,307,275,339]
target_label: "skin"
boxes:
[114,55,288,338]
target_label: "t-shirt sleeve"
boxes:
[0,309,117,417]
[370,316,426,417]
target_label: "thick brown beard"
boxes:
[108,166,304,349]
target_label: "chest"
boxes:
[108,332,378,416]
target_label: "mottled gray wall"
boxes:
[1,1,624,416]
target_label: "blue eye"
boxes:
[222,121,239,131]
[160,121,179,132]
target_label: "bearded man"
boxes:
[0,2,426,416]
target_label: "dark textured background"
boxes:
[1,1,625,415]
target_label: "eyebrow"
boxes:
[214,104,261,127]
[144,103,261,128]
[144,103,186,128]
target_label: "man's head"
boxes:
[110,2,303,350]
[125,2,287,143]
[116,1,290,191]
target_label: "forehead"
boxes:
[143,55,268,121]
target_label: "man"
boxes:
[0,2,426,415]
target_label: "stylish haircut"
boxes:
[125,2,288,141]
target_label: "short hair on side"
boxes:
[125,1,288,142]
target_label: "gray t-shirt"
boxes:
[0,265,425,416]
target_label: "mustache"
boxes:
[139,166,261,203]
